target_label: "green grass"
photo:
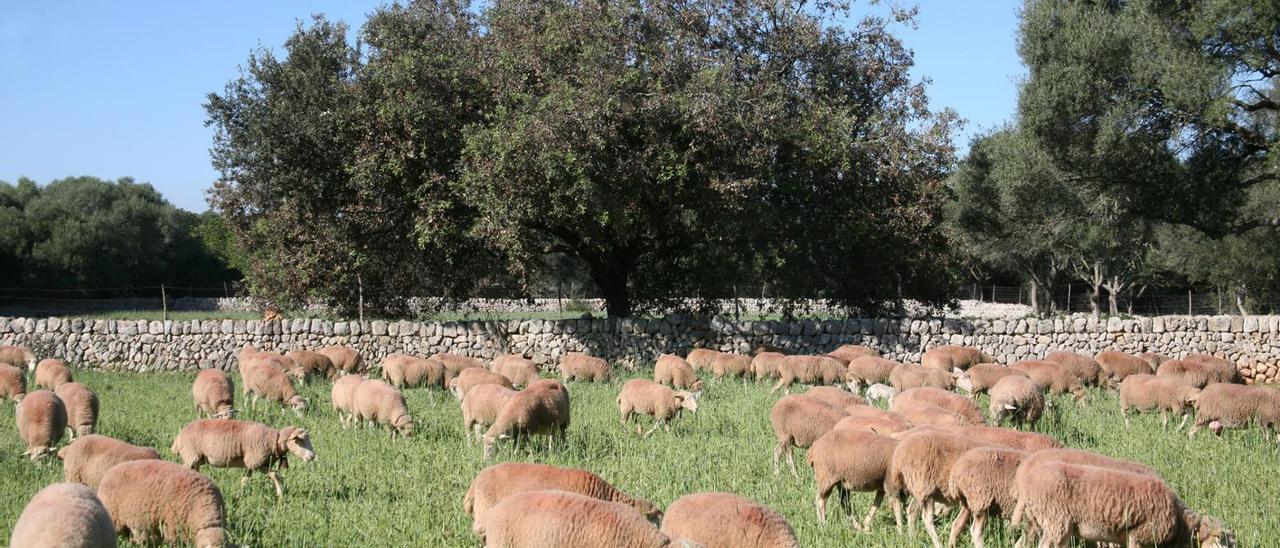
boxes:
[2,370,1278,546]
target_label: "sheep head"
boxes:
[1186,388,1203,407]
[278,426,316,463]
[953,372,973,393]
[1184,506,1235,548]
[288,395,308,417]
[393,415,415,438]
[676,391,700,413]
[215,405,235,419]
[195,526,228,548]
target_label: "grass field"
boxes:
[2,368,1277,547]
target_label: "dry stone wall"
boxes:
[1,314,1277,383]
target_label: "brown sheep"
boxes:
[1044,350,1106,387]
[844,356,901,391]
[17,389,67,460]
[828,344,880,363]
[1009,446,1159,543]
[891,399,970,427]
[35,358,73,389]
[987,375,1045,428]
[432,352,487,377]
[1156,359,1226,389]
[462,384,518,444]
[171,419,315,500]
[892,387,984,425]
[54,382,99,438]
[482,379,571,459]
[945,447,1027,548]
[381,354,449,390]
[770,355,848,394]
[97,459,228,547]
[0,344,36,369]
[318,345,364,374]
[474,490,673,547]
[955,363,1028,396]
[330,374,365,427]
[1188,383,1280,440]
[58,434,160,489]
[922,345,992,372]
[1,362,27,402]
[686,348,723,371]
[751,351,787,381]
[9,483,115,548]
[899,424,1060,452]
[1095,350,1156,383]
[1185,353,1241,383]
[884,430,992,547]
[464,462,662,523]
[833,414,912,436]
[1139,351,1167,369]
[660,492,799,548]
[242,361,307,416]
[804,386,867,409]
[845,404,912,424]
[655,354,703,391]
[491,354,540,387]
[888,363,955,392]
[807,429,898,531]
[617,379,699,436]
[237,346,293,378]
[769,394,848,476]
[560,352,611,382]
[1010,360,1086,400]
[285,350,336,380]
[193,369,235,419]
[353,379,415,438]
[451,367,516,400]
[710,352,752,381]
[1119,374,1202,429]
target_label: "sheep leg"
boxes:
[969,511,987,548]
[268,470,285,500]
[1160,410,1169,429]
[643,419,662,438]
[892,495,904,533]
[769,379,785,394]
[815,489,829,525]
[772,440,787,475]
[240,470,252,489]
[947,507,970,548]
[906,498,921,536]
[861,491,884,532]
[786,447,799,479]
[1187,422,1202,439]
[1177,412,1190,430]
[922,498,944,548]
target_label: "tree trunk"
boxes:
[1235,285,1250,316]
[1028,278,1040,316]
[584,251,635,318]
[1088,262,1102,318]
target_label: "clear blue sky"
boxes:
[0,1,1024,212]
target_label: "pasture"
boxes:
[2,367,1278,546]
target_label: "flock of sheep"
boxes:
[2,337,1274,547]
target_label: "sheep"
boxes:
[1095,350,1155,383]
[0,344,36,369]
[285,350,337,380]
[661,492,799,548]
[844,404,912,425]
[750,351,787,381]
[242,360,307,416]
[482,379,571,459]
[1185,352,1241,383]
[922,345,992,372]
[686,348,723,371]
[891,399,971,427]
[1008,446,1160,544]
[451,367,516,400]
[806,429,898,531]
[828,344,880,364]
[898,425,1060,452]
[9,483,115,548]
[710,352,752,381]
[17,389,67,460]
[1013,460,1234,547]
[1044,350,1106,387]
[474,490,673,547]
[987,375,1045,428]
[1010,360,1086,400]
[884,430,993,547]
[353,379,415,438]
[770,355,848,394]
[617,379,700,436]
[954,363,1027,396]
[833,414,912,435]
[462,384,518,444]
[193,368,235,419]
[35,358,73,389]
[58,434,160,489]
[945,447,1027,548]
[888,363,955,392]
[237,346,293,378]
[769,394,848,477]
[560,352,611,382]
[892,387,984,425]
[54,382,99,438]
[804,385,867,408]
[463,462,662,523]
[1188,383,1280,440]
[432,352,487,377]
[655,354,703,390]
[863,383,898,403]
[381,353,449,390]
[491,354,540,387]
[171,418,315,500]
[330,374,365,427]
[1139,351,1167,369]
[318,345,364,374]
[1,362,27,402]
[1119,374,1202,429]
[96,459,228,547]
[1156,359,1225,389]
[844,356,901,391]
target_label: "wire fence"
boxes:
[961,283,1279,316]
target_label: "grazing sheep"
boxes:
[432,352,488,377]
[828,344,880,364]
[1095,350,1155,383]
[617,379,700,436]
[769,394,848,476]
[0,344,36,369]
[242,361,307,416]
[805,386,867,409]
[833,414,912,435]
[237,346,293,378]
[482,379,571,459]
[9,483,115,548]
[888,363,955,392]
[54,382,99,438]
[891,399,970,427]
[1016,447,1157,478]
[922,345,992,372]
[771,355,848,394]
[900,425,1060,452]
[330,374,365,427]
[318,345,364,374]
[451,367,516,400]
[845,356,901,391]
[171,419,315,500]
[655,354,703,390]
[491,354,540,388]
[863,383,898,403]
[1010,360,1086,400]
[710,352,752,381]
[945,447,1027,548]
[464,462,662,523]
[381,354,449,390]
[750,351,787,381]
[1044,350,1106,387]
[1014,460,1234,548]
[462,384,518,444]
[96,459,227,547]
[1139,351,1167,369]
[1188,383,1280,440]
[285,350,336,380]
[686,348,723,371]
[352,379,415,438]
[1,362,27,402]
[892,387,983,425]
[58,434,160,489]
[193,369,235,419]
[35,358,73,389]
[987,375,1045,428]
[17,390,67,460]
[560,352,611,382]
[844,404,912,425]
[661,492,799,548]
[807,429,898,530]
[1185,353,1241,383]
[474,490,672,548]
[1156,359,1225,389]
[885,430,993,547]
[1119,374,1202,429]
[955,364,1027,396]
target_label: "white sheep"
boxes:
[464,462,662,524]
[1119,374,1202,429]
[55,382,99,438]
[96,459,228,547]
[660,491,799,548]
[171,418,315,500]
[617,379,699,436]
[1010,360,1086,400]
[9,482,115,548]
[474,489,675,547]
[863,383,898,403]
[482,379,571,459]
[58,434,160,489]
[1,362,27,402]
[17,389,67,460]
